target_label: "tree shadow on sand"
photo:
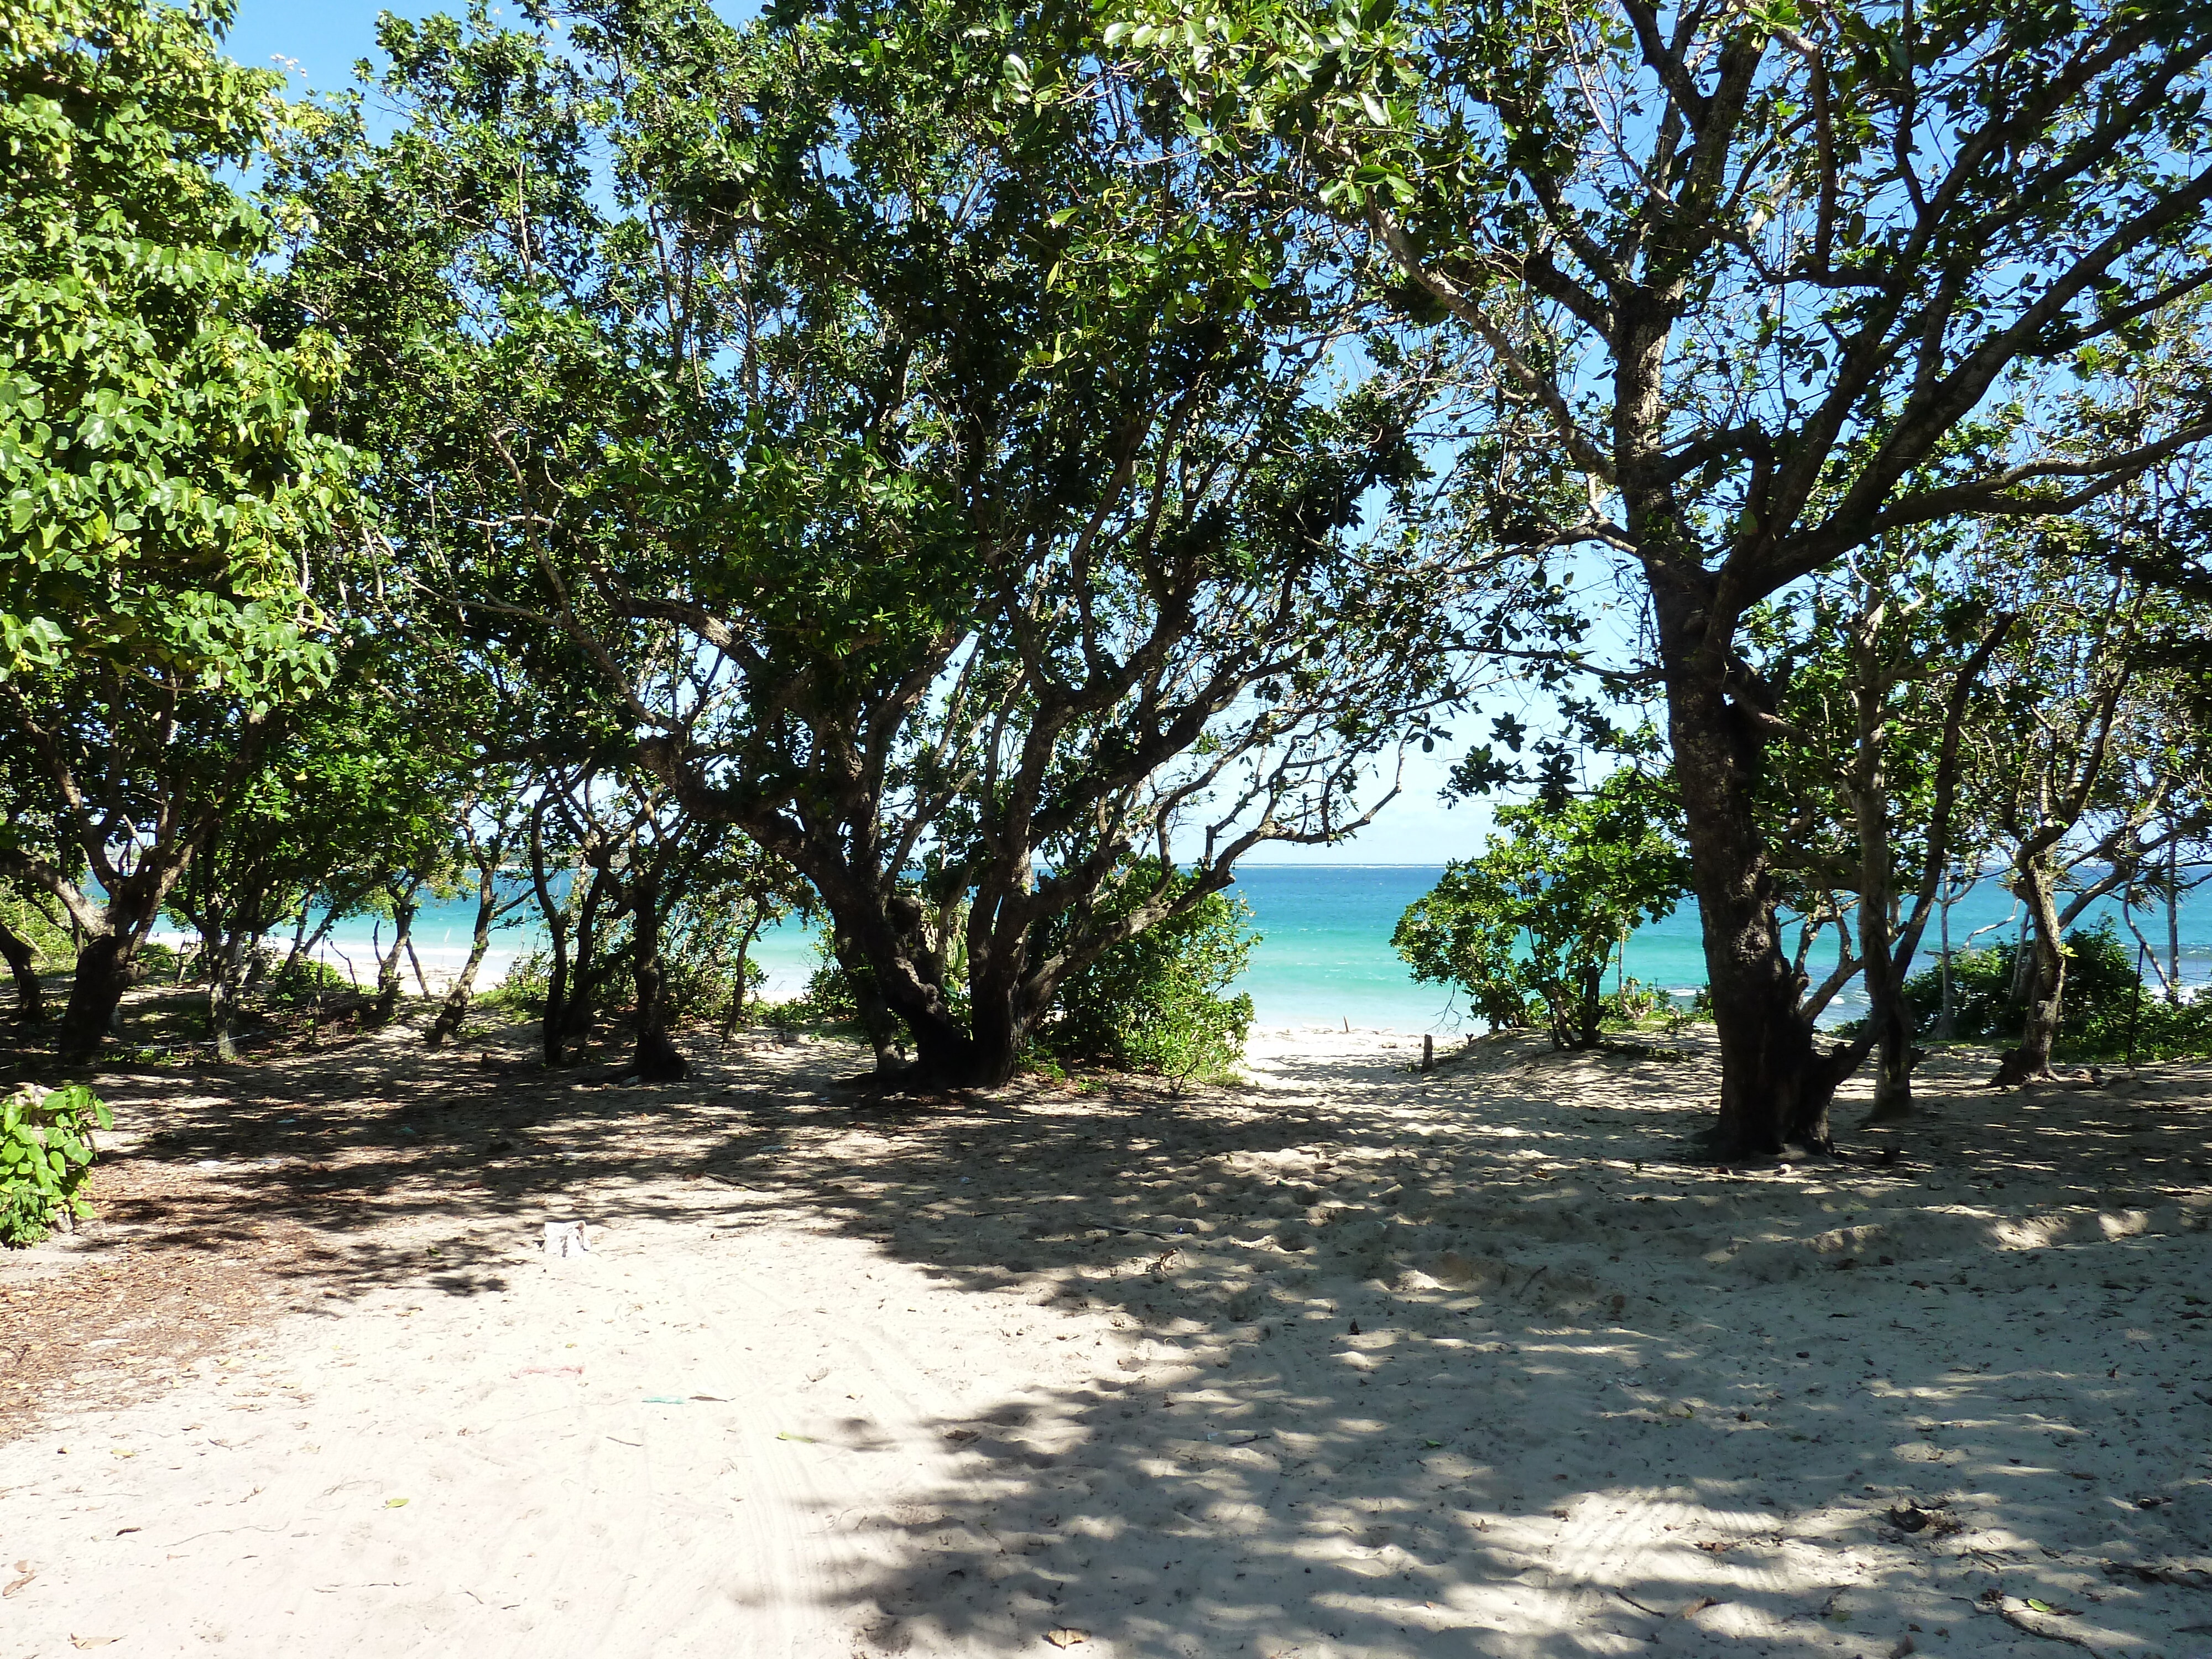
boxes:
[11,1020,2211,1653]
[706,1039,2212,1656]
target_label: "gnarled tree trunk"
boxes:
[0,914,44,1024]
[368,890,419,1027]
[429,873,500,1048]
[204,928,252,1062]
[56,932,137,1065]
[1656,589,1853,1155]
[1995,860,2067,1084]
[626,869,687,1081]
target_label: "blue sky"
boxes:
[226,1,434,93]
[222,0,1509,865]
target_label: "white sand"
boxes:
[3,1026,2210,1657]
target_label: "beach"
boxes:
[3,1021,2209,1657]
[155,864,2212,1043]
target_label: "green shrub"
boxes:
[1394,771,1689,1049]
[1602,977,1666,1026]
[265,953,353,1004]
[1903,919,2212,1061]
[0,889,74,968]
[2,1083,112,1246]
[484,947,552,1014]
[801,936,860,1020]
[1035,862,1258,1084]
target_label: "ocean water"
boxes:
[257,864,2210,1036]
[1230,867,2212,1032]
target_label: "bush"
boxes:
[1035,862,1258,1084]
[1603,977,1665,1026]
[1903,918,2212,1061]
[264,953,353,1004]
[484,947,552,1014]
[1394,771,1689,1049]
[0,890,74,967]
[747,933,877,1034]
[2,1083,112,1246]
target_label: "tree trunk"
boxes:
[832,924,927,1076]
[549,866,611,1067]
[1861,972,1916,1122]
[241,930,273,994]
[1853,731,1915,1123]
[207,931,249,1063]
[1934,890,1958,1040]
[627,872,687,1081]
[56,932,135,1065]
[2167,834,2182,1005]
[529,812,572,1068]
[1656,601,1850,1155]
[281,901,345,983]
[721,917,764,1040]
[0,914,44,1024]
[1577,960,1605,1049]
[2007,907,2037,1008]
[369,895,418,1026]
[959,964,1032,1088]
[1995,862,2066,1084]
[541,922,572,1066]
[427,875,499,1048]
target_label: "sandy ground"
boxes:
[3,1020,2210,1659]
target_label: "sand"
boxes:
[3,1021,2210,1658]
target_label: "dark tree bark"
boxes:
[0,915,44,1024]
[1654,583,1853,1154]
[547,862,617,1067]
[204,928,251,1062]
[1995,858,2068,1084]
[56,933,137,1064]
[625,868,687,1081]
[528,804,572,1068]
[827,921,924,1077]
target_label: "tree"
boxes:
[518,763,750,1078]
[1394,769,1689,1049]
[425,776,535,1048]
[1745,531,2011,1117]
[1035,859,1259,1083]
[0,761,74,1024]
[1123,0,2212,1151]
[286,0,1542,1087]
[1971,526,2209,1082]
[1,0,353,1062]
[160,659,455,1056]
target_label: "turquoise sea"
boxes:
[270,864,2210,1036]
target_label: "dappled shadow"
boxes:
[727,1041,2212,1655]
[6,1012,2210,1652]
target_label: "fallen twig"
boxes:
[1075,1218,1181,1241]
[1953,1596,2104,1657]
[2101,1559,2212,1591]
